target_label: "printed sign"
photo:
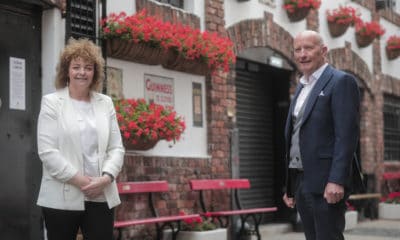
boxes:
[192,82,203,127]
[9,57,26,110]
[144,74,174,108]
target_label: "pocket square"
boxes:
[319,91,325,96]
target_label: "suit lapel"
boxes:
[285,83,303,141]
[301,65,334,125]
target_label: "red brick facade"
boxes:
[114,0,400,239]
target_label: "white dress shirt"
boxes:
[293,63,328,117]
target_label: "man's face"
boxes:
[293,33,327,77]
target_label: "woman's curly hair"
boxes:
[55,38,105,91]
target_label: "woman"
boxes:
[37,38,125,240]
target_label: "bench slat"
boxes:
[190,179,250,190]
[205,207,278,216]
[114,214,200,228]
[382,172,400,180]
[117,181,169,194]
[348,193,381,200]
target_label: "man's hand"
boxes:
[283,193,296,208]
[324,182,344,204]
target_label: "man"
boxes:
[282,30,359,240]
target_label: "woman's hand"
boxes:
[81,176,112,199]
[67,173,91,188]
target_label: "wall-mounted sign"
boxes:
[106,67,124,99]
[9,57,25,110]
[144,74,174,108]
[192,82,203,127]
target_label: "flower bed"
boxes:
[379,192,400,220]
[114,98,186,150]
[101,10,236,75]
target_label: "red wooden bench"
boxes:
[189,179,278,240]
[114,181,199,240]
[382,171,400,198]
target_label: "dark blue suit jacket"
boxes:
[284,65,360,194]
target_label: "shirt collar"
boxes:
[299,63,328,86]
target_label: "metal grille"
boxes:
[383,95,400,162]
[155,0,184,8]
[236,60,275,216]
[66,0,96,40]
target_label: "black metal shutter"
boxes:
[66,0,96,41]
[236,61,275,215]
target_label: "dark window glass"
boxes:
[384,95,400,162]
[155,0,184,8]
[66,0,96,41]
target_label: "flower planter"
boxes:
[355,33,374,48]
[163,228,227,240]
[123,139,159,151]
[386,46,400,60]
[286,8,310,22]
[162,50,210,76]
[344,210,358,231]
[328,22,350,38]
[378,202,400,220]
[106,38,164,65]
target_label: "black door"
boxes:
[0,2,42,240]
[236,59,291,222]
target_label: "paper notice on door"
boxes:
[9,57,26,110]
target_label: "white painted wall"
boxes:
[380,18,400,77]
[41,8,65,95]
[107,59,208,158]
[224,0,400,78]
[106,0,204,30]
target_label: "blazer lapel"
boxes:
[58,88,84,157]
[301,65,334,124]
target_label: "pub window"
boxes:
[383,95,400,162]
[155,0,184,8]
[66,0,96,41]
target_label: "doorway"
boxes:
[235,58,291,222]
[0,2,42,239]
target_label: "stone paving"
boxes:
[261,219,400,240]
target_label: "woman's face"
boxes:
[68,57,95,91]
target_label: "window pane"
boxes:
[384,95,400,162]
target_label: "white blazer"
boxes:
[36,88,125,210]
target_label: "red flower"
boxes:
[283,0,321,13]
[179,211,216,232]
[386,35,400,50]
[355,20,385,39]
[101,9,236,74]
[326,6,360,25]
[114,98,185,145]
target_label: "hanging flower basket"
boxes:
[106,39,164,65]
[355,32,375,48]
[385,35,400,60]
[386,46,400,60]
[283,0,321,22]
[123,138,159,151]
[286,7,311,22]
[162,50,210,76]
[328,21,351,37]
[355,20,385,48]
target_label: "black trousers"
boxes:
[292,171,346,240]
[42,202,114,240]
